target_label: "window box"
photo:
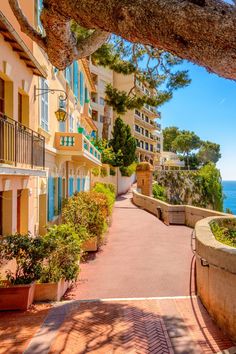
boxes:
[34,279,72,302]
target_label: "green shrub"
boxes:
[92,182,116,215]
[92,167,100,176]
[153,183,167,202]
[120,162,137,177]
[62,191,109,243]
[211,219,236,248]
[40,224,82,283]
[100,166,108,177]
[0,233,47,285]
[110,167,116,176]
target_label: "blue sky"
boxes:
[160,61,236,180]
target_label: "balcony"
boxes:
[55,132,101,167]
[0,114,45,176]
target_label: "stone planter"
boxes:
[34,279,72,302]
[82,236,98,252]
[0,282,35,310]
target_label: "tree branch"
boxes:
[76,30,110,59]
[8,0,47,52]
[9,0,236,79]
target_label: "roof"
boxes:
[0,11,47,78]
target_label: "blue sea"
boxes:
[223,181,236,215]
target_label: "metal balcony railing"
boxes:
[0,113,45,169]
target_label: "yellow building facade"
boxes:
[113,72,163,166]
[0,2,101,237]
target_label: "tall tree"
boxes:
[197,141,221,165]
[172,130,201,169]
[162,127,180,152]
[9,0,236,80]
[109,117,137,167]
[90,41,191,139]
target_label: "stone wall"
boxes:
[195,217,236,340]
[132,190,227,226]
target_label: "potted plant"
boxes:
[78,127,84,134]
[0,233,46,310]
[34,224,82,302]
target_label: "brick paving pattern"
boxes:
[1,192,235,353]
[50,300,173,354]
[0,303,51,354]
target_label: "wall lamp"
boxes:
[34,85,68,122]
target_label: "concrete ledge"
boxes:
[132,190,229,226]
[195,216,236,341]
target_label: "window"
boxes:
[37,0,43,31]
[150,144,153,152]
[65,65,73,88]
[99,97,105,106]
[40,78,49,131]
[135,109,140,117]
[145,129,149,137]
[100,115,104,123]
[145,142,149,150]
[0,78,4,114]
[145,115,149,123]
[135,124,139,132]
[69,114,74,132]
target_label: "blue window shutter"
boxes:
[79,72,84,105]
[48,177,55,221]
[77,178,81,192]
[82,177,86,191]
[58,177,62,213]
[73,61,79,99]
[69,177,74,197]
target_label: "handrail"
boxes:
[0,113,45,169]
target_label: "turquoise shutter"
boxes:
[79,72,84,105]
[69,177,74,197]
[85,86,89,103]
[77,178,81,192]
[82,177,86,191]
[48,177,55,221]
[73,61,79,99]
[58,177,62,213]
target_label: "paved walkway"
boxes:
[67,193,195,300]
[2,192,235,353]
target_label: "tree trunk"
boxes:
[102,103,111,140]
[9,0,236,80]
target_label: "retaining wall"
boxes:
[133,190,236,340]
[195,217,236,340]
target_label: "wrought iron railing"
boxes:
[0,113,45,169]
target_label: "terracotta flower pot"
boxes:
[82,236,98,252]
[34,279,72,302]
[0,282,35,311]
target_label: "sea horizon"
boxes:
[222,180,236,215]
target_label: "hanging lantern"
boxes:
[55,107,67,122]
